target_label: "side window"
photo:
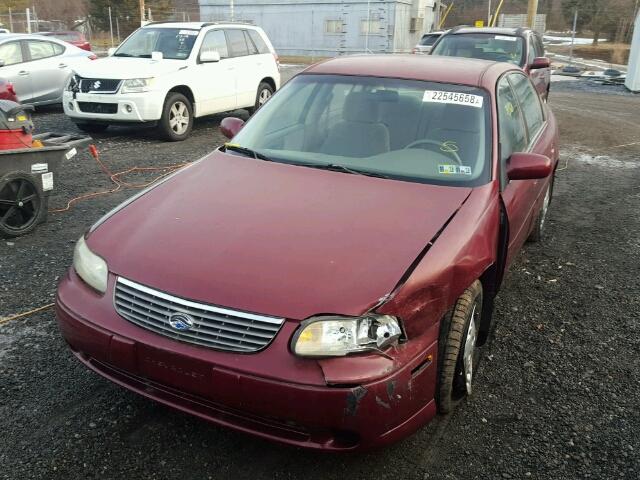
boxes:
[243,31,258,55]
[247,30,270,54]
[0,41,23,65]
[497,76,527,185]
[509,73,544,139]
[53,43,64,55]
[27,40,60,60]
[225,29,249,57]
[526,35,536,64]
[200,29,229,59]
[534,34,545,57]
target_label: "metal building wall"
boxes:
[199,0,424,56]
[625,12,640,92]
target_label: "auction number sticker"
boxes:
[495,35,518,41]
[439,165,472,175]
[42,172,54,191]
[423,90,483,108]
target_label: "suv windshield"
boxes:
[432,33,525,66]
[419,34,440,46]
[229,74,492,187]
[115,28,197,60]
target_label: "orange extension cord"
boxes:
[49,144,191,213]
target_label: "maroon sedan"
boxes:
[40,31,92,51]
[56,55,558,451]
[0,79,18,102]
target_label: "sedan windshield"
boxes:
[230,74,492,186]
[115,28,197,60]
[432,33,525,66]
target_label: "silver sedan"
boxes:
[0,34,95,106]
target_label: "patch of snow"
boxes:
[544,35,608,46]
[574,154,639,169]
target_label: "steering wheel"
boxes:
[403,139,462,165]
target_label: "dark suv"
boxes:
[431,27,551,99]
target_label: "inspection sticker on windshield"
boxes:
[439,165,472,175]
[423,90,483,108]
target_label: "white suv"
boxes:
[63,22,280,141]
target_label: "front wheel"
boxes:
[158,92,193,141]
[528,179,553,243]
[437,280,483,414]
[247,82,274,115]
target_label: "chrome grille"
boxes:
[79,77,122,94]
[114,277,284,352]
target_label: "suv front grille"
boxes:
[77,102,117,114]
[114,277,285,353]
[79,77,122,93]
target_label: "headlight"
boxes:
[67,74,79,91]
[73,235,108,293]
[121,77,155,93]
[292,314,402,357]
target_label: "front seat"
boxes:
[427,104,482,162]
[320,92,390,157]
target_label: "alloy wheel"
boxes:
[463,299,481,395]
[169,101,190,135]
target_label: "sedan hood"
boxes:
[72,56,184,79]
[88,151,471,320]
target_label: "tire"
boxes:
[0,172,46,238]
[158,92,193,141]
[527,177,554,243]
[247,82,274,115]
[437,280,483,414]
[76,123,109,133]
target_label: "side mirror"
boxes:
[151,51,163,61]
[529,56,550,70]
[200,50,221,63]
[507,153,552,180]
[107,47,116,56]
[220,117,244,139]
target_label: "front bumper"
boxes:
[56,269,438,451]
[63,90,163,123]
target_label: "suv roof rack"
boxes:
[200,21,254,27]
[448,25,472,34]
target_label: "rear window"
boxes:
[225,29,249,57]
[419,34,440,46]
[432,33,525,66]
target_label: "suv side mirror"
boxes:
[507,153,552,180]
[220,117,244,139]
[107,47,116,56]
[529,57,550,70]
[200,50,221,63]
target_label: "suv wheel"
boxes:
[158,92,193,141]
[247,82,274,115]
[76,123,108,133]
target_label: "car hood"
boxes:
[88,151,472,320]
[72,56,185,79]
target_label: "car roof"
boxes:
[304,54,516,89]
[447,26,530,37]
[142,21,257,30]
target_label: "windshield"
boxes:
[432,33,525,66]
[419,34,441,46]
[230,74,492,187]
[115,28,197,60]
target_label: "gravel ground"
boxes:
[1,72,639,480]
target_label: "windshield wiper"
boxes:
[223,144,273,162]
[113,53,133,57]
[314,163,390,179]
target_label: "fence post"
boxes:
[108,6,114,47]
[26,8,31,33]
[8,8,13,32]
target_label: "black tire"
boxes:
[247,82,274,115]
[158,92,193,141]
[76,123,109,133]
[0,172,46,238]
[437,280,483,414]
[527,176,554,243]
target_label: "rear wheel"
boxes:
[247,82,274,115]
[76,123,108,133]
[437,280,483,414]
[0,172,46,237]
[158,92,193,141]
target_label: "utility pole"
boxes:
[527,0,538,30]
[569,9,578,66]
[8,8,13,32]
[108,6,114,47]
[139,0,145,25]
[26,8,31,34]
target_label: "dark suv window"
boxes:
[200,29,229,59]
[225,29,249,57]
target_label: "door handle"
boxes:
[18,70,29,76]
[227,67,235,71]
[58,63,67,68]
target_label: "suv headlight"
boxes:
[67,74,79,91]
[291,314,403,357]
[73,235,108,293]
[121,77,155,93]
